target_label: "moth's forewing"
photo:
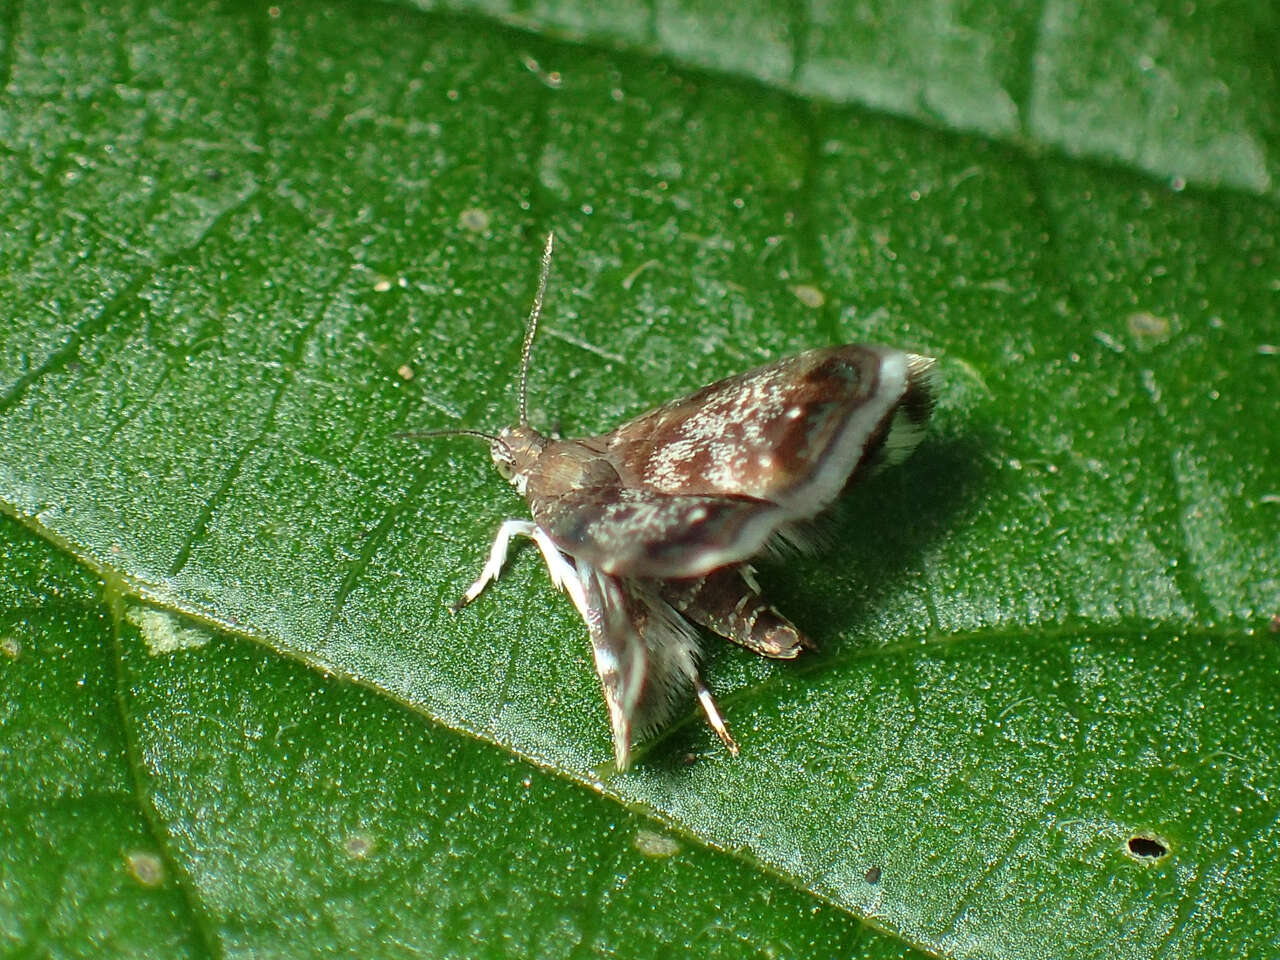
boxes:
[533,488,786,578]
[606,346,908,508]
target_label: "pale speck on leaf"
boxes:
[622,258,659,291]
[343,833,376,859]
[519,54,562,89]
[634,829,680,857]
[125,850,165,888]
[790,284,826,308]
[1127,311,1171,344]
[126,606,211,654]
[459,207,492,233]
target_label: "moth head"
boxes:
[492,424,545,495]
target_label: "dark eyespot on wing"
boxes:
[850,351,938,478]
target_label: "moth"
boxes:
[409,234,938,770]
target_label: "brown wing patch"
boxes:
[605,346,885,504]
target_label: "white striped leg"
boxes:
[452,520,588,616]
[451,520,536,612]
[695,680,739,756]
[526,526,590,616]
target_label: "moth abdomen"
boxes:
[663,565,811,659]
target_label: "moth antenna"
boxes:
[393,428,505,448]
[517,231,556,428]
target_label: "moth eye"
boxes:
[494,459,514,480]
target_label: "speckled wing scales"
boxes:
[609,346,915,505]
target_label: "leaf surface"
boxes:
[2,1,1277,957]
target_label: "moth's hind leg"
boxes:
[662,565,814,658]
[452,519,537,612]
[693,679,739,756]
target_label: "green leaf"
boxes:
[1,514,912,957]
[447,0,1280,196]
[2,1,1277,958]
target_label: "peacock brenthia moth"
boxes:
[406,234,938,770]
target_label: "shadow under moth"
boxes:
[409,234,938,770]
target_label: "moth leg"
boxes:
[526,526,590,616]
[452,519,538,612]
[453,520,592,618]
[662,565,814,659]
[694,678,739,756]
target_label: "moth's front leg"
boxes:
[453,519,589,617]
[452,519,537,612]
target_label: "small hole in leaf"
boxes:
[864,865,882,884]
[1127,835,1169,859]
